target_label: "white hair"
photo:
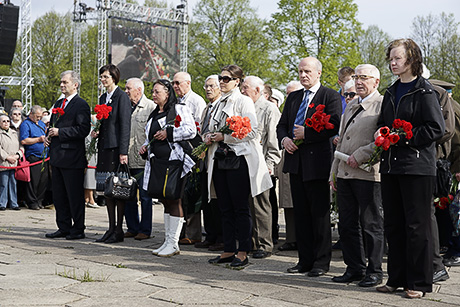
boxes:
[244,76,265,92]
[205,74,220,88]
[175,71,191,82]
[355,64,380,80]
[61,70,81,88]
[344,79,355,91]
[126,77,145,92]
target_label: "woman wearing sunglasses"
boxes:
[205,65,272,267]
[140,79,196,257]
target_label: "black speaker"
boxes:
[0,4,19,65]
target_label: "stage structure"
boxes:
[0,0,33,113]
[73,0,189,97]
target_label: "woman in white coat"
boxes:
[206,65,272,267]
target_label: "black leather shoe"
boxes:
[332,272,365,283]
[66,233,85,240]
[287,264,309,273]
[45,230,69,238]
[252,250,272,259]
[433,268,450,282]
[104,232,124,244]
[95,230,114,243]
[230,257,248,267]
[307,268,327,277]
[358,274,382,287]
[443,256,460,267]
[278,242,297,251]
[208,255,235,264]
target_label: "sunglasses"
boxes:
[344,92,357,98]
[351,75,374,81]
[218,75,237,83]
[172,80,185,86]
[12,113,21,116]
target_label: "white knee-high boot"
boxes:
[152,213,170,255]
[158,216,183,257]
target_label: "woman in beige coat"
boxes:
[205,65,272,267]
[0,114,23,210]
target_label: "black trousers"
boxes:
[269,176,279,241]
[337,178,384,277]
[52,166,86,235]
[289,174,331,271]
[381,174,434,293]
[213,156,252,253]
[24,155,48,207]
[201,166,222,243]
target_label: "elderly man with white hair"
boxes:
[241,75,281,259]
[329,64,384,287]
[124,77,156,241]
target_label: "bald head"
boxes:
[173,72,192,97]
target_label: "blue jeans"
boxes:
[124,168,153,235]
[0,170,19,209]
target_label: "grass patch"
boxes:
[111,263,127,268]
[56,267,110,282]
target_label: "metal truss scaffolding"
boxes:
[73,0,189,97]
[20,0,33,112]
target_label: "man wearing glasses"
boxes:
[329,64,385,287]
[172,71,206,245]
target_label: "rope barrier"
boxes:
[0,158,97,169]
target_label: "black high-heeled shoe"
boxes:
[95,230,114,243]
[104,231,124,244]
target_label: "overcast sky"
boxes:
[15,0,460,39]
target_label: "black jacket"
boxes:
[377,77,445,176]
[49,95,91,169]
[98,87,131,155]
[276,85,341,181]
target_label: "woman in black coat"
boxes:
[375,39,445,298]
[93,64,131,244]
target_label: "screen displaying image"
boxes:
[111,17,181,82]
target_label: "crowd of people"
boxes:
[1,38,460,300]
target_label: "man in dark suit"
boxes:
[277,57,341,276]
[45,70,91,240]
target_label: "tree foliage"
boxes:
[357,25,393,90]
[188,0,277,96]
[411,12,460,102]
[269,0,363,89]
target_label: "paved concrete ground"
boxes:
[1,204,459,306]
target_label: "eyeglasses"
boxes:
[352,75,375,81]
[218,75,237,83]
[172,80,185,86]
[344,92,357,98]
[203,84,218,90]
[2,120,10,123]
[12,113,21,116]
[100,75,112,80]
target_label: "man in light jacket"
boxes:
[124,77,156,240]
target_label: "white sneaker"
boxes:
[86,202,100,208]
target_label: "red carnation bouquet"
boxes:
[41,107,65,172]
[192,115,252,160]
[294,103,335,145]
[366,118,413,166]
[434,177,458,210]
[87,104,112,160]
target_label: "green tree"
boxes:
[411,14,438,69]
[32,11,73,108]
[79,23,99,108]
[188,0,277,96]
[269,0,363,89]
[357,25,393,90]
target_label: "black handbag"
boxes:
[104,164,138,201]
[434,144,452,198]
[214,142,240,170]
[148,157,183,200]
